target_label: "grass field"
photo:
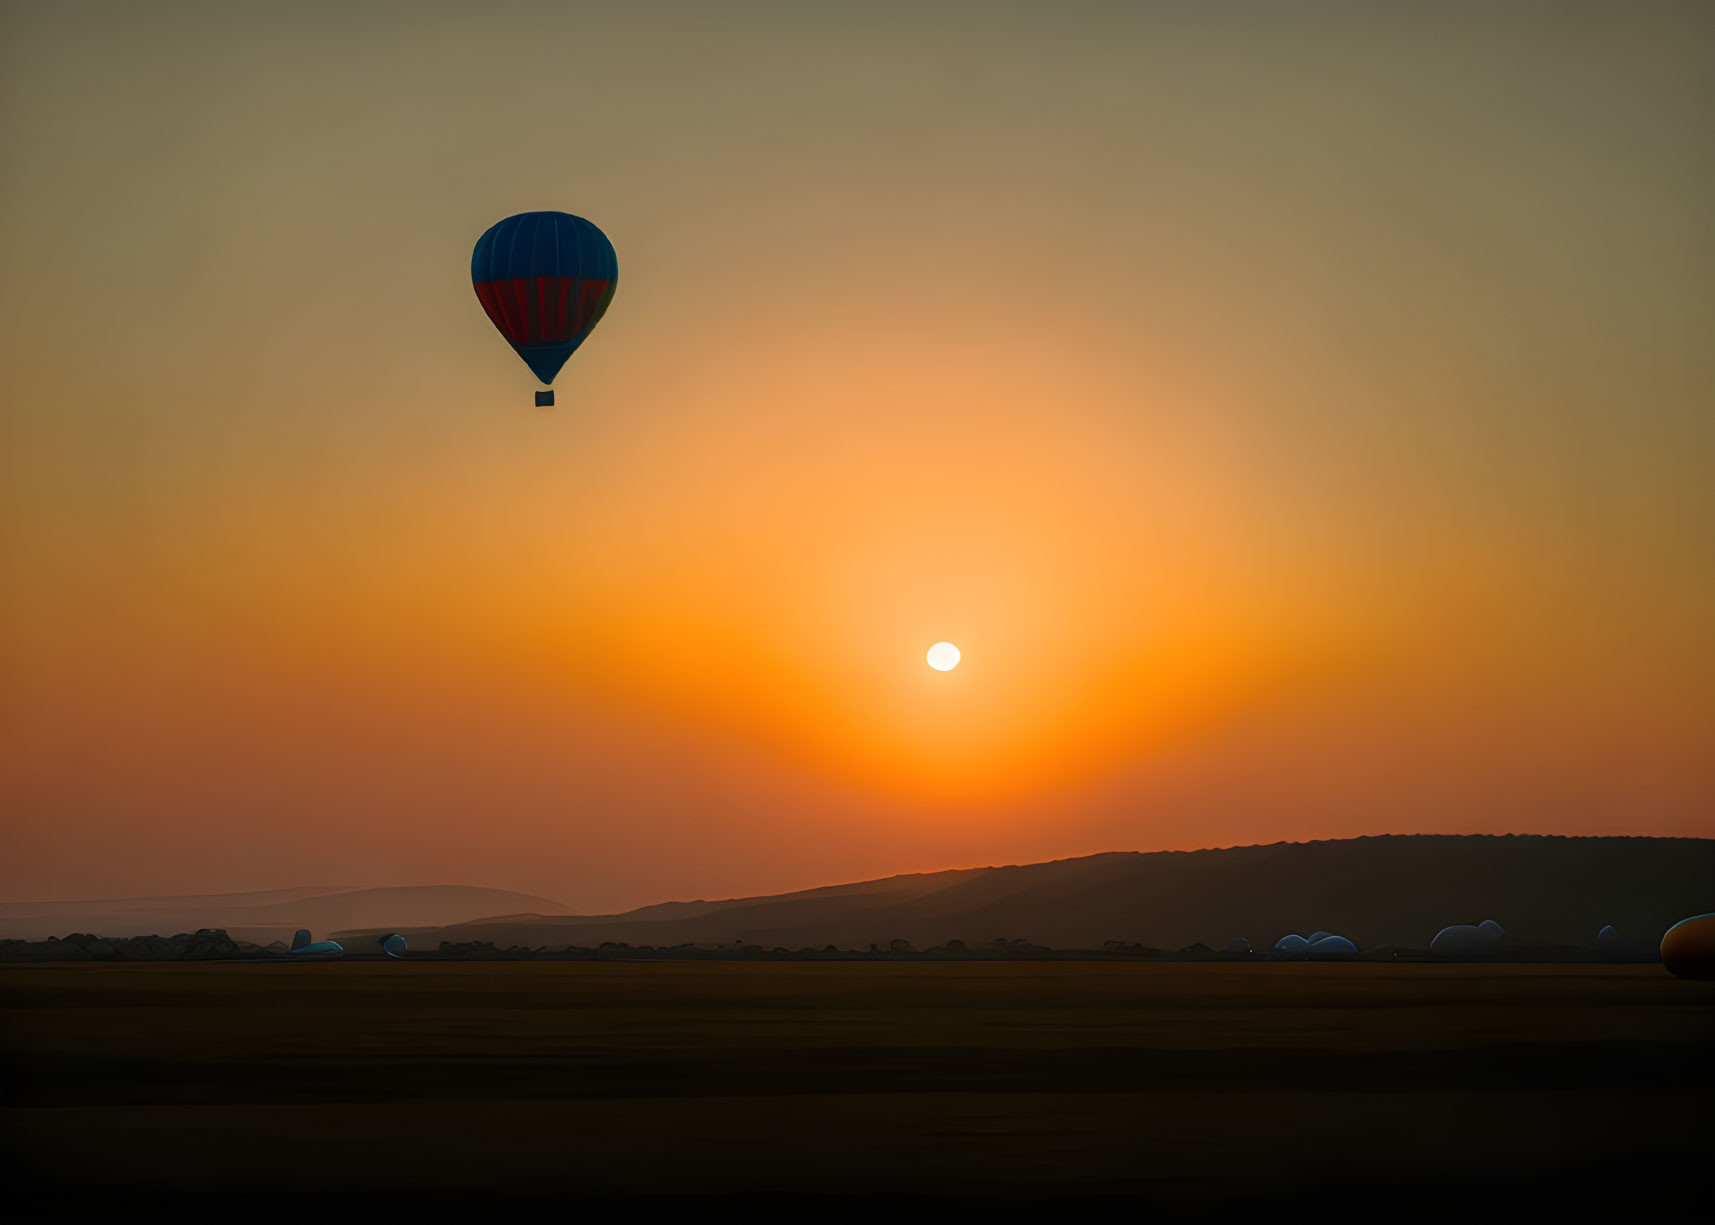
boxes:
[3,962,1710,1217]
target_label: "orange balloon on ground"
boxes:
[1660,913,1715,980]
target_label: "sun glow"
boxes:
[926,642,961,672]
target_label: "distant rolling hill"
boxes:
[0,885,567,944]
[339,835,1715,953]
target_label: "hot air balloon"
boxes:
[1430,921,1505,958]
[285,929,343,960]
[1661,913,1715,979]
[1307,935,1358,959]
[471,211,617,407]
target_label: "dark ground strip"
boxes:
[3,963,1709,1216]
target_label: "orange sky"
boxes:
[2,3,1712,909]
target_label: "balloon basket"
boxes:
[535,390,555,408]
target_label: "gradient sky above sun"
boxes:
[1,2,1712,909]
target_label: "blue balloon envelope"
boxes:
[1432,922,1504,957]
[286,939,343,960]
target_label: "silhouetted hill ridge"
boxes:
[342,834,1715,952]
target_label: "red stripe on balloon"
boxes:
[513,281,532,344]
[579,279,614,335]
[478,280,523,345]
[476,277,614,347]
[555,278,572,342]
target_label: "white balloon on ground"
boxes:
[1308,935,1358,958]
[1274,934,1310,956]
[285,938,343,959]
[1431,921,1505,957]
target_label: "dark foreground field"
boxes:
[3,962,1710,1219]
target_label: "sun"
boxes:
[926,641,961,672]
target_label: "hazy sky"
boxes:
[3,2,1711,909]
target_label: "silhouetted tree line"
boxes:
[0,929,1665,963]
[0,930,275,962]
